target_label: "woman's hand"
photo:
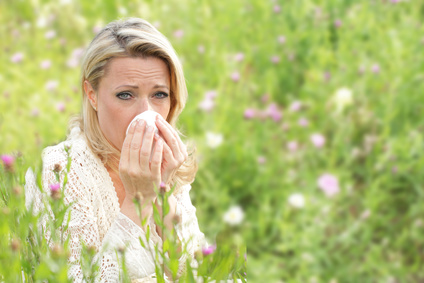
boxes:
[119,119,164,203]
[155,115,188,189]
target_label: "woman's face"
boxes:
[85,56,171,151]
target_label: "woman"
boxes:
[25,18,205,282]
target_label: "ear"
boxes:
[84,80,97,111]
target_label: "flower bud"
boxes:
[12,185,22,196]
[51,243,64,257]
[194,249,203,262]
[49,183,61,200]
[2,207,10,215]
[53,163,62,173]
[117,246,126,254]
[135,192,144,203]
[87,245,97,255]
[159,182,167,194]
[10,238,20,252]
[172,214,181,225]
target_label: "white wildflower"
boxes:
[223,205,244,226]
[333,87,353,113]
[206,132,223,148]
[288,193,305,208]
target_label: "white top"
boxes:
[24,127,205,282]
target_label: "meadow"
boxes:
[1,0,424,282]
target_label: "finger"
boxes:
[162,141,175,166]
[140,124,156,170]
[156,116,183,159]
[129,120,146,170]
[120,119,138,172]
[157,116,187,157]
[150,138,163,183]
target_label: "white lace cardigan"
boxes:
[24,128,205,282]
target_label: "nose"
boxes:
[138,97,153,113]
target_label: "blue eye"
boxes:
[154,92,169,99]
[117,92,132,100]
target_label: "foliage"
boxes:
[1,0,424,282]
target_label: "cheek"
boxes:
[97,106,128,151]
[158,100,171,120]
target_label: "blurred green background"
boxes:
[1,0,424,282]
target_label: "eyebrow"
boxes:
[114,84,170,90]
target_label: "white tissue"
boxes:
[126,110,159,136]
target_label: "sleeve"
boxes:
[25,145,102,282]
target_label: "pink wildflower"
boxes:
[231,72,240,82]
[46,80,59,91]
[198,98,214,112]
[173,29,184,39]
[197,45,205,54]
[11,52,24,63]
[324,71,331,81]
[257,156,266,164]
[310,133,326,148]
[278,35,286,44]
[261,94,270,104]
[45,30,56,39]
[287,141,298,152]
[202,244,216,256]
[358,65,366,75]
[31,108,40,117]
[152,21,161,29]
[271,56,280,64]
[56,102,65,112]
[244,108,256,119]
[281,122,290,131]
[205,90,217,100]
[50,183,61,199]
[360,209,371,220]
[40,60,51,69]
[392,166,398,174]
[273,5,281,13]
[1,155,15,167]
[234,52,244,62]
[298,117,309,127]
[317,173,340,197]
[266,103,282,122]
[371,64,380,74]
[49,183,60,191]
[67,48,84,68]
[92,25,102,34]
[289,101,302,112]
[334,19,342,28]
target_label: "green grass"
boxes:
[1,0,424,281]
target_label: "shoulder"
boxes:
[41,134,97,184]
[42,140,73,172]
[173,183,192,195]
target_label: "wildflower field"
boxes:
[1,0,424,282]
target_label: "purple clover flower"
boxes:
[231,72,240,82]
[202,244,216,256]
[49,183,60,191]
[1,155,15,167]
[317,173,340,197]
[244,108,256,119]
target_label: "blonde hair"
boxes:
[71,18,197,189]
